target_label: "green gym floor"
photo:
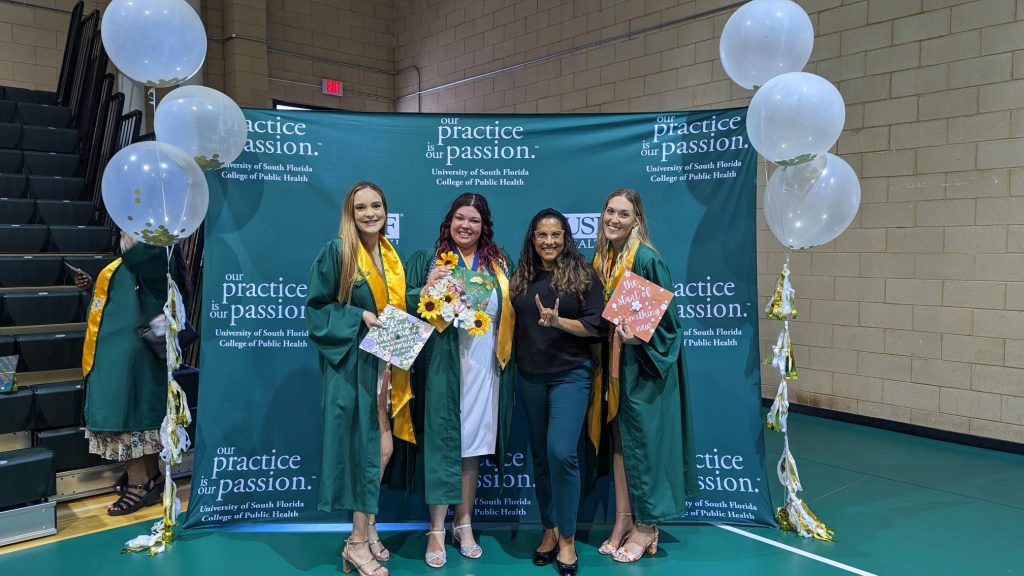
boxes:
[2,413,1021,575]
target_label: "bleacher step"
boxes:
[0,323,86,337]
[1,290,87,326]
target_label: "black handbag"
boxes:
[138,320,198,361]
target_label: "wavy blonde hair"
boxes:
[336,181,387,303]
[594,188,654,279]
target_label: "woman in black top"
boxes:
[510,208,605,576]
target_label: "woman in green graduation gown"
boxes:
[406,193,515,568]
[306,182,415,576]
[588,188,696,563]
[82,232,174,515]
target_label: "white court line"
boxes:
[714,524,878,576]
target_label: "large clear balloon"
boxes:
[747,72,846,165]
[720,0,814,90]
[763,153,861,250]
[101,0,206,87]
[155,86,248,171]
[101,142,209,247]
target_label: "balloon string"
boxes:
[149,87,170,231]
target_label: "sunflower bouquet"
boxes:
[417,251,495,336]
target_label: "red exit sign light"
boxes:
[322,79,343,96]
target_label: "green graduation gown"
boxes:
[84,243,168,432]
[405,249,516,505]
[596,244,697,524]
[306,238,412,514]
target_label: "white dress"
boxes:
[458,289,500,457]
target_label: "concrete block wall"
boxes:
[265,0,396,111]
[392,0,1024,444]
[0,0,394,110]
[2,0,1021,443]
[0,0,109,91]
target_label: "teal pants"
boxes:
[518,365,592,537]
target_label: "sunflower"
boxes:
[441,291,457,305]
[435,250,459,268]
[417,295,442,320]
[467,310,491,336]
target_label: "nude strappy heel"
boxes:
[612,523,659,563]
[367,519,390,561]
[598,512,634,555]
[341,537,389,576]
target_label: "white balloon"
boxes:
[101,141,209,247]
[720,0,815,90]
[763,153,861,250]
[747,72,846,165]
[101,0,206,87]
[155,86,248,171]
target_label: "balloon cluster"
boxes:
[720,0,860,250]
[99,0,248,246]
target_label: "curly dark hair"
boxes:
[509,208,595,300]
[435,192,505,272]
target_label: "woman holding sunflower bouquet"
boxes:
[406,192,516,568]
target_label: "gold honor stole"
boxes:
[81,257,124,377]
[357,236,416,444]
[424,256,514,370]
[586,242,639,452]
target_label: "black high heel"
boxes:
[555,557,579,576]
[532,545,558,566]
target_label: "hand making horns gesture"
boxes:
[535,294,560,329]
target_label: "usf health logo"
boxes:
[641,114,748,162]
[244,116,321,157]
[564,213,599,249]
[385,214,400,240]
[425,117,538,166]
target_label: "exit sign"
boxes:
[322,79,343,97]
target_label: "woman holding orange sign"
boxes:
[588,188,696,564]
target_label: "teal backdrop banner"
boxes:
[182,109,774,529]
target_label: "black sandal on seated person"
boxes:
[107,484,148,516]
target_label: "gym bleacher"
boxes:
[0,2,199,547]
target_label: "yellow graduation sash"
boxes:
[586,242,639,452]
[492,263,514,369]
[81,258,123,377]
[357,236,416,445]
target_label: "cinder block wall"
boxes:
[2,0,1021,443]
[264,0,395,111]
[0,0,109,91]
[392,0,1024,444]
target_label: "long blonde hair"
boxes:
[336,181,387,303]
[594,188,653,279]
